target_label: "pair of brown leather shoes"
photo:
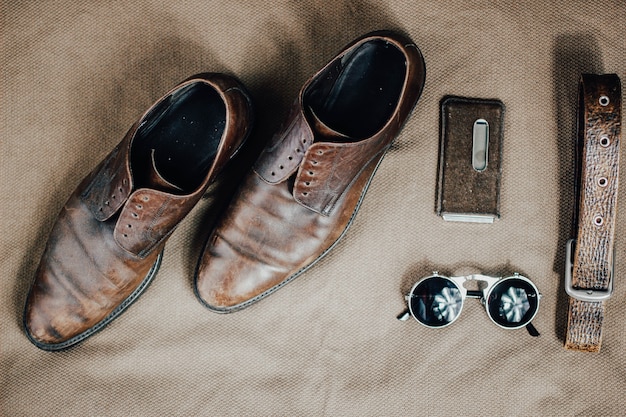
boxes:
[24,31,426,350]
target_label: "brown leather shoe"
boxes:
[194,31,426,312]
[24,73,253,350]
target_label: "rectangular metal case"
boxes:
[436,96,505,223]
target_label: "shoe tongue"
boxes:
[308,107,352,142]
[146,149,184,193]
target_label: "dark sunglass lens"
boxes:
[487,278,539,328]
[409,277,462,327]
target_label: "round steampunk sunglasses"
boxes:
[398,272,541,336]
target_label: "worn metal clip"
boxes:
[472,118,489,172]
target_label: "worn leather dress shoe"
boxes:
[195,31,426,312]
[24,73,252,350]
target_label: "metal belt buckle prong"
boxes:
[564,239,613,303]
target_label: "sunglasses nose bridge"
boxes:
[468,274,501,286]
[449,274,500,299]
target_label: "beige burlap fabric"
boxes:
[2,1,625,415]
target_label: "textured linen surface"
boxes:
[2,0,625,415]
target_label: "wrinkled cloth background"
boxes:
[2,1,625,415]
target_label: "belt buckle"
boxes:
[564,239,613,302]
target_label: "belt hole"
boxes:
[598,177,608,187]
[594,215,604,226]
[599,95,610,106]
[600,136,611,147]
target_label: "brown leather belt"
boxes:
[564,73,621,352]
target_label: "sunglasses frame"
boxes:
[399,272,541,332]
